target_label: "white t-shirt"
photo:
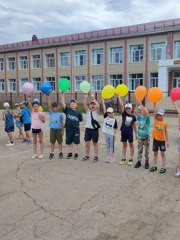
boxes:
[85,110,99,129]
[102,116,116,136]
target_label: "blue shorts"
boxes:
[5,126,14,133]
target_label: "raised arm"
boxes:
[91,94,100,110]
[83,94,89,112]
[117,95,124,112]
[101,97,106,114]
[173,101,180,123]
[60,92,66,109]
[139,101,149,115]
[153,102,156,118]
[27,96,32,111]
[47,95,52,111]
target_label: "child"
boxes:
[150,103,169,174]
[82,94,100,162]
[28,98,45,159]
[171,101,180,177]
[47,95,64,159]
[2,102,15,146]
[102,98,118,163]
[117,95,137,166]
[13,103,24,140]
[60,92,83,160]
[134,101,150,169]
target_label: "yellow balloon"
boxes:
[102,85,115,99]
[115,84,128,97]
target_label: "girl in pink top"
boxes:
[28,98,45,159]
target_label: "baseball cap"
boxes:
[156,109,165,115]
[20,101,28,106]
[107,107,114,113]
[33,98,40,103]
[70,99,77,103]
[14,103,20,107]
[3,102,10,108]
[90,100,96,104]
[125,103,132,109]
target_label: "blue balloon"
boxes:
[40,82,53,95]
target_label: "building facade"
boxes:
[0,18,180,105]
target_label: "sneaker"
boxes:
[32,154,38,159]
[105,157,110,163]
[27,139,33,144]
[119,158,126,165]
[66,153,73,159]
[49,153,54,159]
[150,166,158,172]
[110,157,115,163]
[159,168,166,174]
[21,139,27,143]
[6,142,14,146]
[145,161,149,169]
[134,161,141,168]
[59,152,63,159]
[74,153,78,160]
[38,154,44,159]
[174,170,180,177]
[127,159,134,166]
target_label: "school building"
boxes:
[0,18,180,108]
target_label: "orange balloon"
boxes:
[147,87,163,103]
[135,86,147,100]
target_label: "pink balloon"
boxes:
[22,82,34,96]
[170,88,180,101]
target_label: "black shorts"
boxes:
[24,123,31,132]
[66,128,80,145]
[121,131,133,143]
[84,128,99,143]
[32,128,42,134]
[153,139,166,152]
[5,126,14,133]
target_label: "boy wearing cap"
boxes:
[102,98,118,163]
[117,96,137,166]
[2,102,15,146]
[60,92,83,160]
[13,103,24,140]
[150,103,169,174]
[82,94,100,162]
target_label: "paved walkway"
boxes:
[0,113,180,240]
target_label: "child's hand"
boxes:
[114,135,116,141]
[166,142,169,148]
[61,129,64,136]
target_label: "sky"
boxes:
[0,0,180,45]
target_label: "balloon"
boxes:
[40,82,53,95]
[58,78,70,92]
[22,82,34,96]
[147,87,163,103]
[115,84,128,97]
[80,81,91,93]
[170,88,180,101]
[135,86,147,101]
[102,85,115,99]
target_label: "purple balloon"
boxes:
[22,82,34,96]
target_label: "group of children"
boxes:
[2,92,180,177]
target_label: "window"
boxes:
[91,49,104,65]
[150,73,158,88]
[174,41,180,59]
[8,79,16,92]
[19,56,28,70]
[19,78,28,92]
[32,55,41,69]
[7,57,15,70]
[91,75,104,91]
[128,73,143,90]
[0,79,5,92]
[74,76,86,91]
[75,50,86,66]
[0,58,4,71]
[45,77,55,91]
[150,42,166,61]
[45,53,55,68]
[173,72,180,88]
[32,78,41,91]
[109,74,123,87]
[110,47,123,64]
[129,45,144,63]
[60,52,70,67]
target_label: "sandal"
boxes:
[159,168,166,174]
[93,156,99,162]
[82,156,89,161]
[150,166,157,172]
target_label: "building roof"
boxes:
[1,18,180,53]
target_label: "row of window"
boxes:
[0,41,180,71]
[1,72,180,92]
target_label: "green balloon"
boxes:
[80,81,91,93]
[58,78,71,92]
